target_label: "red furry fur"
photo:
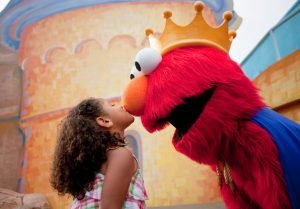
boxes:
[141,47,291,208]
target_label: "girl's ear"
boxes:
[96,116,113,128]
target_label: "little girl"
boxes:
[50,98,148,209]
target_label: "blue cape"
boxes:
[252,107,300,209]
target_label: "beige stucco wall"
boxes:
[0,61,23,191]
[253,50,300,123]
[0,121,23,191]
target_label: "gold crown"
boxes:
[145,1,237,54]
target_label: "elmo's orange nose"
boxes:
[121,75,148,116]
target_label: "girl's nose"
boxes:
[121,75,148,116]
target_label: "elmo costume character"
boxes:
[122,2,300,209]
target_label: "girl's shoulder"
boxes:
[107,146,133,159]
[106,147,137,173]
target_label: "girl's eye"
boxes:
[111,103,115,107]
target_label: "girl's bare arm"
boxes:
[101,147,136,209]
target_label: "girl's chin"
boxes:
[125,116,135,128]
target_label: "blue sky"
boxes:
[229,0,296,62]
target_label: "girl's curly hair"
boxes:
[50,98,125,199]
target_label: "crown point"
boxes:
[194,1,204,13]
[229,31,237,40]
[164,11,172,19]
[145,28,154,36]
[223,11,233,22]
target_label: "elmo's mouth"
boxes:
[166,86,217,141]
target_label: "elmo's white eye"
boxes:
[134,48,162,76]
[130,66,143,80]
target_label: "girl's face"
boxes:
[100,99,134,130]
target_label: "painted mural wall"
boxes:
[0,1,243,208]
